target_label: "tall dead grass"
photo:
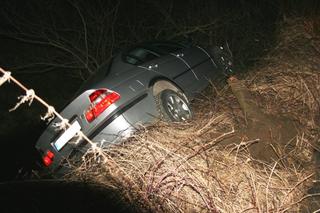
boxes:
[69,18,320,212]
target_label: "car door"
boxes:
[172,46,214,89]
[142,43,209,95]
[127,46,197,95]
[151,43,214,93]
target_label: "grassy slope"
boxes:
[69,18,320,212]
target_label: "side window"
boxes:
[124,47,159,65]
[152,43,183,54]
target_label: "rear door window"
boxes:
[151,43,183,54]
[123,47,159,65]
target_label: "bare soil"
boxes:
[223,77,298,163]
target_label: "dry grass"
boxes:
[69,18,320,212]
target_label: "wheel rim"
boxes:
[165,93,191,121]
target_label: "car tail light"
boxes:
[43,150,54,167]
[85,89,120,123]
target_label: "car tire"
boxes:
[155,89,192,122]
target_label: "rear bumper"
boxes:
[36,91,156,176]
[47,114,134,177]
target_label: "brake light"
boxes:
[85,89,120,122]
[43,150,54,167]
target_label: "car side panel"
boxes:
[121,89,158,126]
[170,46,218,95]
[91,89,158,146]
[139,52,202,96]
[87,69,160,139]
[139,54,188,78]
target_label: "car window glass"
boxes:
[152,43,183,54]
[124,47,159,65]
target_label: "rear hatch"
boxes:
[35,88,122,171]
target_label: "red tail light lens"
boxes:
[85,89,120,123]
[43,150,54,167]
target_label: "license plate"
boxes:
[53,120,81,151]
